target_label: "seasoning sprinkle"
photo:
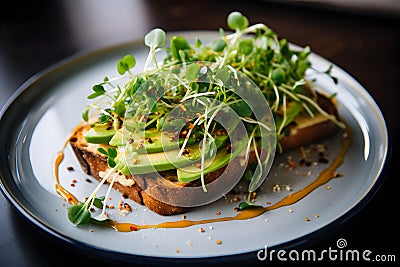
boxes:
[325,185,331,190]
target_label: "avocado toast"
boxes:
[67,12,344,222]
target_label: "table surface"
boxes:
[1,1,399,266]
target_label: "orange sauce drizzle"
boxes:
[53,124,85,205]
[53,123,351,232]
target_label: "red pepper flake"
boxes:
[70,183,75,187]
[72,179,77,183]
[216,211,221,216]
[66,166,74,171]
[288,160,296,170]
[198,227,205,233]
[130,225,138,231]
[266,201,271,205]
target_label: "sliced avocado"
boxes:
[83,124,116,144]
[177,138,247,183]
[119,135,228,174]
[109,129,130,147]
[109,127,196,153]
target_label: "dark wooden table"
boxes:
[1,1,399,266]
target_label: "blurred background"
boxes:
[1,0,399,266]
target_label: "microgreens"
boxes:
[74,10,344,218]
[68,196,109,225]
[98,147,118,168]
[144,28,166,70]
[117,54,136,75]
[68,165,122,225]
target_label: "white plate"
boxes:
[0,32,388,260]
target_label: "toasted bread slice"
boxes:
[69,128,244,215]
[69,93,339,215]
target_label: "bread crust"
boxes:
[69,93,339,215]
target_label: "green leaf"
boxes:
[230,100,252,117]
[279,39,290,59]
[215,68,230,84]
[87,92,101,99]
[227,11,249,31]
[117,55,136,75]
[107,158,116,168]
[93,84,105,94]
[123,55,136,69]
[97,147,108,156]
[195,38,202,48]
[185,63,200,82]
[272,68,286,85]
[210,39,226,52]
[243,169,253,182]
[145,28,166,49]
[170,36,191,60]
[107,147,117,159]
[92,196,105,209]
[219,27,225,37]
[82,106,90,121]
[68,203,91,225]
[117,60,127,75]
[239,38,253,55]
[156,116,166,131]
[238,202,261,211]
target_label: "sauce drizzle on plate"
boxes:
[54,125,351,231]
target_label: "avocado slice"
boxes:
[177,138,247,183]
[83,124,116,144]
[109,127,197,153]
[119,135,228,174]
